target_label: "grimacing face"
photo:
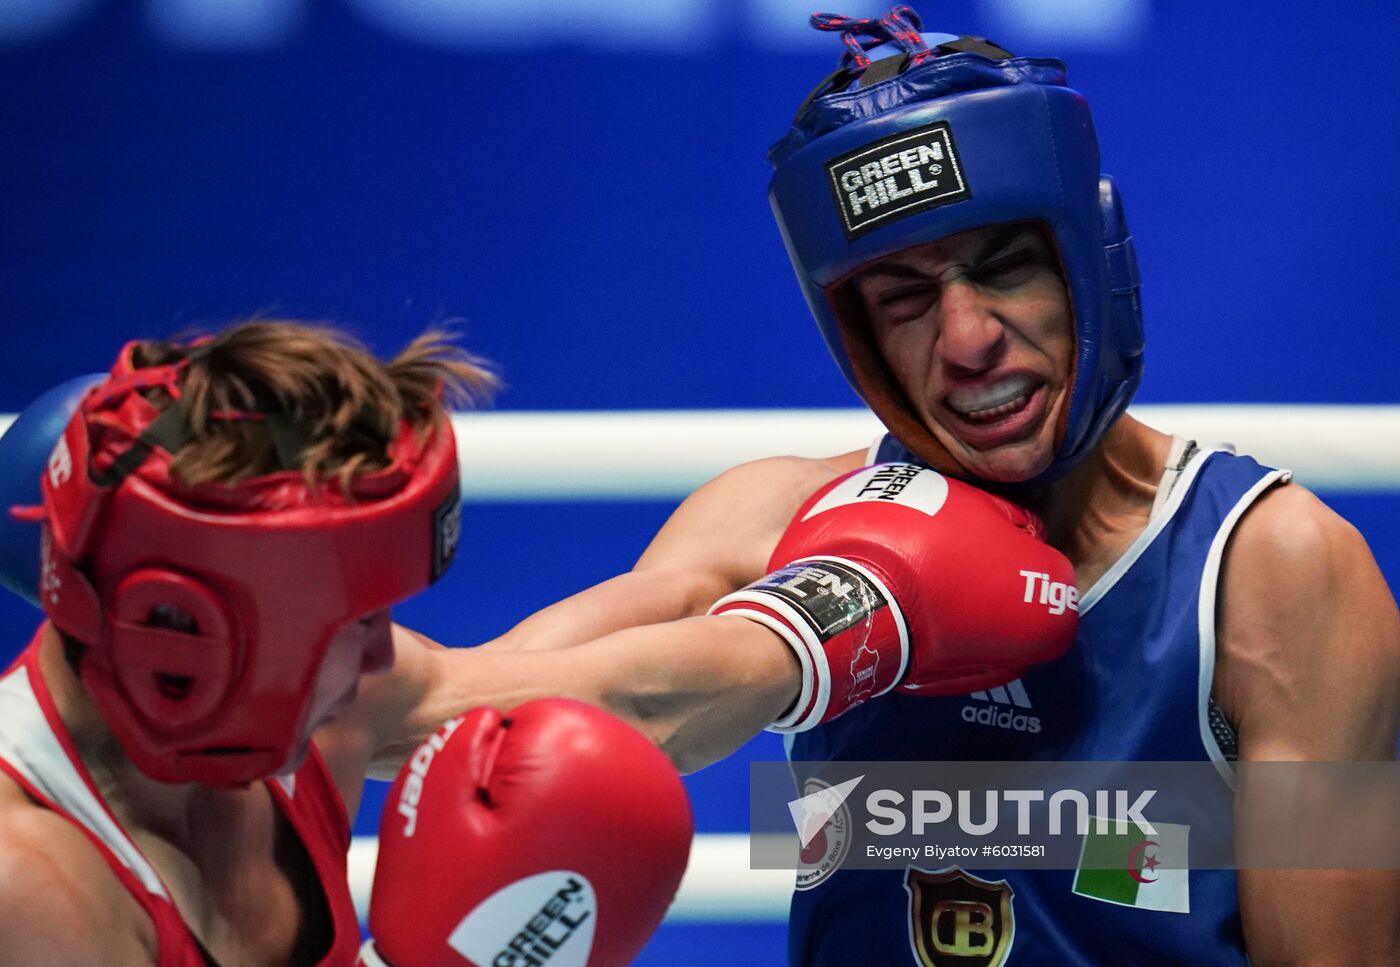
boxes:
[854,222,1075,483]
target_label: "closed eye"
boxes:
[971,249,1038,288]
[869,282,939,324]
[877,283,936,307]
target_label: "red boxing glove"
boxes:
[359,699,692,967]
[710,463,1077,731]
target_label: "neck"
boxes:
[1033,415,1173,566]
[36,623,222,843]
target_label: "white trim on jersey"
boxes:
[1078,444,1231,615]
[0,666,170,900]
[1196,467,1293,789]
[1149,435,1193,520]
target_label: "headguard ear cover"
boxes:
[768,8,1144,486]
[107,567,242,733]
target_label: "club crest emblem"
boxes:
[905,867,1015,967]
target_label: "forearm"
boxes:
[590,616,802,771]
[435,616,800,773]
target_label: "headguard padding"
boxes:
[37,341,462,786]
[768,7,1143,485]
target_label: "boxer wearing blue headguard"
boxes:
[753,12,1394,964]
[768,9,1142,487]
[411,7,1396,965]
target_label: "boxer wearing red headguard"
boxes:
[0,322,692,967]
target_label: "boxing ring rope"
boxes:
[345,834,796,925]
[445,405,1400,498]
[4,404,1396,925]
[1,405,1398,497]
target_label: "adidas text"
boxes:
[961,703,1041,733]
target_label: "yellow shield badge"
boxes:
[904,867,1015,967]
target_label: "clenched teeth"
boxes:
[946,375,1037,421]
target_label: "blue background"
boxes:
[1,2,1397,963]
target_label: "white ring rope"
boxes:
[347,833,795,926]
[450,405,1400,497]
[3,405,1397,496]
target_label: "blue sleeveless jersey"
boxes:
[785,440,1290,966]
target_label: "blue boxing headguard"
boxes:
[768,7,1144,486]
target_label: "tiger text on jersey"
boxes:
[396,714,466,837]
[1019,569,1079,615]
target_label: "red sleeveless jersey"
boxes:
[0,631,363,966]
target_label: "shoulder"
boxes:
[1216,481,1400,758]
[1223,481,1388,616]
[0,779,155,964]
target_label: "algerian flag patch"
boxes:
[1072,819,1190,914]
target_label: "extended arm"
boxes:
[1217,484,1400,964]
[479,454,860,651]
[319,614,798,788]
[318,455,851,789]
[423,615,801,774]
[336,461,1077,780]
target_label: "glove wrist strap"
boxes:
[709,556,908,732]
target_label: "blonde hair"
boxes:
[131,319,497,487]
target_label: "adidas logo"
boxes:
[960,680,1042,734]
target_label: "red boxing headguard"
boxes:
[36,342,462,787]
